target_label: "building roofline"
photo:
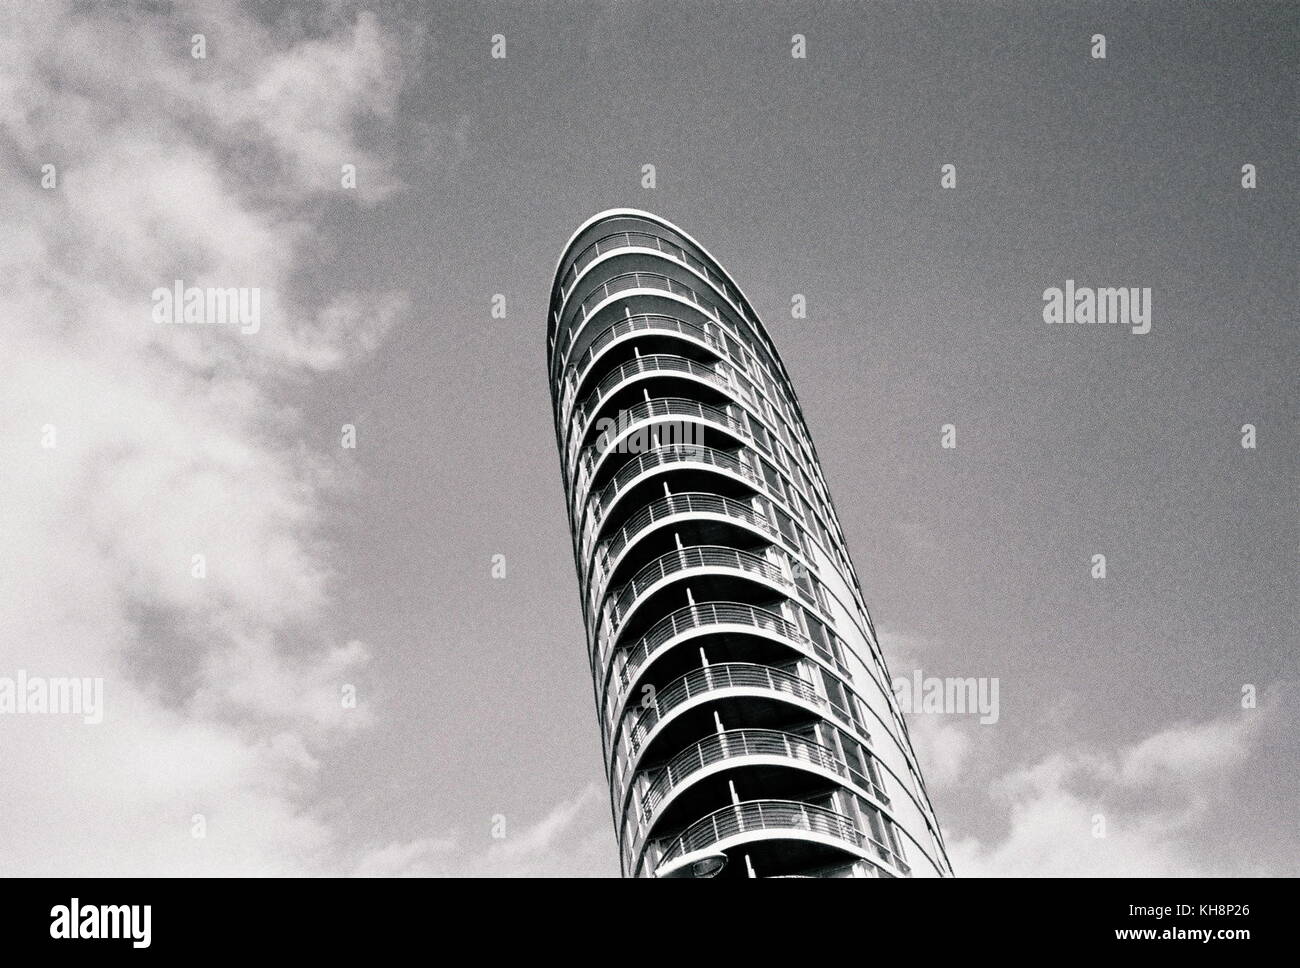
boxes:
[547,208,749,350]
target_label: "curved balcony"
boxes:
[550,227,780,392]
[630,729,843,855]
[578,442,783,570]
[557,270,720,358]
[558,314,724,422]
[592,544,790,647]
[557,307,806,475]
[583,492,788,613]
[602,612,878,794]
[555,229,692,305]
[639,729,838,817]
[554,266,783,400]
[622,730,908,874]
[648,799,866,878]
[597,601,813,721]
[619,662,820,766]
[569,395,754,501]
[584,444,764,538]
[564,354,734,467]
[577,447,850,632]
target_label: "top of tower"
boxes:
[547,208,737,350]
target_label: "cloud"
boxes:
[880,624,987,790]
[946,692,1289,877]
[353,784,617,877]
[0,0,408,874]
[908,714,977,789]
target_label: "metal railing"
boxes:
[556,229,757,331]
[593,545,789,646]
[584,444,761,534]
[565,355,732,466]
[640,729,841,821]
[600,601,808,700]
[557,231,688,299]
[551,231,769,377]
[652,800,863,872]
[570,395,756,492]
[623,662,818,757]
[559,314,722,420]
[554,268,765,386]
[556,307,799,478]
[548,249,834,547]
[577,437,782,568]
[586,493,783,608]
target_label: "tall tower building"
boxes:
[547,210,953,878]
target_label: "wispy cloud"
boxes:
[946,689,1291,877]
[0,0,408,875]
[353,784,616,877]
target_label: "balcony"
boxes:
[558,270,723,362]
[556,230,691,304]
[569,396,753,500]
[584,444,763,535]
[550,231,775,385]
[583,492,789,613]
[628,730,846,867]
[599,601,811,703]
[592,544,791,649]
[605,636,876,794]
[649,799,864,878]
[552,266,785,407]
[558,313,723,421]
[621,662,819,763]
[564,355,733,467]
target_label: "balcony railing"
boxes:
[570,395,757,495]
[551,232,770,381]
[639,729,841,823]
[584,444,762,536]
[650,799,863,874]
[599,601,808,703]
[566,270,712,340]
[554,267,771,390]
[557,230,689,301]
[586,492,785,608]
[559,314,722,420]
[549,255,832,544]
[555,229,755,332]
[622,662,818,760]
[555,307,800,477]
[593,545,789,646]
[565,355,732,466]
[602,615,873,786]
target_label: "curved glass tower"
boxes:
[547,210,953,879]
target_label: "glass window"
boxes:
[774,508,799,547]
[804,611,833,663]
[819,667,848,711]
[811,574,832,614]
[760,459,785,498]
